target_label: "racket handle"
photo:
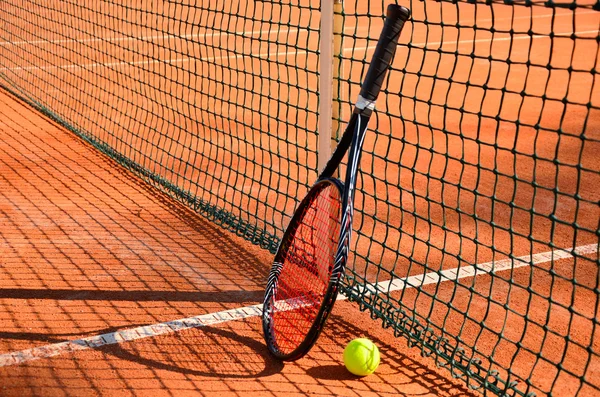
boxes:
[358,4,410,107]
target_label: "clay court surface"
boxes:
[0,0,599,396]
[0,89,478,396]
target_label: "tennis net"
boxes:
[0,0,598,396]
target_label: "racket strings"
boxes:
[270,183,342,354]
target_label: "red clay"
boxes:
[0,88,474,396]
[0,1,598,396]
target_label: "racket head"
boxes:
[262,178,345,361]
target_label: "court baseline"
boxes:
[0,243,595,367]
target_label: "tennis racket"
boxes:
[262,4,410,361]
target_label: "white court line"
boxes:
[0,243,596,367]
[0,9,595,48]
[414,29,599,50]
[0,27,301,47]
[0,28,597,74]
[350,243,598,297]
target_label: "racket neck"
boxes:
[341,111,370,205]
[318,107,372,181]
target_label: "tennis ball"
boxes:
[343,338,380,376]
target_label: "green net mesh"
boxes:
[0,0,598,396]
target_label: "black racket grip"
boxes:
[359,4,410,104]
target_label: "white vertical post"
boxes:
[318,0,334,173]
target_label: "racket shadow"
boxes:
[100,324,284,378]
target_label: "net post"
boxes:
[318,0,335,173]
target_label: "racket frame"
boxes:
[262,177,344,360]
[262,4,411,361]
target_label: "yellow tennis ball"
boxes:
[343,338,380,376]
